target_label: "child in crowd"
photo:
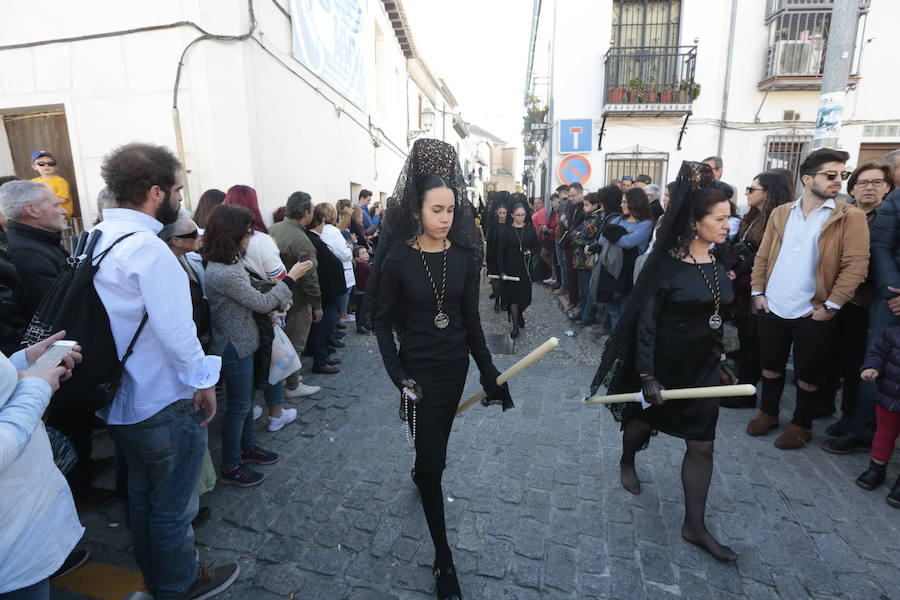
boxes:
[30,150,73,217]
[352,246,371,335]
[857,324,900,508]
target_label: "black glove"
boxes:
[640,373,665,406]
[480,370,514,411]
[398,379,422,421]
[720,363,737,385]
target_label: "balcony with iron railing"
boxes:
[759,0,869,90]
[765,0,870,21]
[602,46,697,116]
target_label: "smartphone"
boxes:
[298,248,311,262]
[31,340,76,372]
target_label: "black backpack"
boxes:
[22,230,147,405]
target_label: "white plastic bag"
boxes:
[269,326,301,385]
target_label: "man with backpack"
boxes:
[92,143,237,600]
[0,179,117,509]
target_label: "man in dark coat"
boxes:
[0,179,116,509]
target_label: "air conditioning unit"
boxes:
[773,40,823,76]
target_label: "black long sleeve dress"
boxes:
[373,243,498,474]
[485,222,505,277]
[497,224,539,308]
[633,255,734,441]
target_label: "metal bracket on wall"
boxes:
[677,112,692,151]
[597,114,608,151]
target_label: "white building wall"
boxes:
[0,0,426,224]
[540,0,900,202]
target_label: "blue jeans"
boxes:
[0,579,48,600]
[555,241,568,290]
[847,297,899,439]
[606,295,628,331]
[577,269,596,324]
[308,303,338,367]
[220,343,270,470]
[108,399,204,600]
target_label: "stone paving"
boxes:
[66,280,900,600]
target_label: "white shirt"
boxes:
[321,223,356,288]
[0,350,83,593]
[762,199,837,319]
[242,231,286,280]
[92,209,221,425]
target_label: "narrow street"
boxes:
[56,280,899,600]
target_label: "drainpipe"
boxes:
[717,0,738,158]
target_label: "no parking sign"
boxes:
[557,154,592,186]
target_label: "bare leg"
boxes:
[619,418,652,494]
[680,440,738,561]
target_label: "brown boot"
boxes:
[746,411,779,436]
[774,424,813,450]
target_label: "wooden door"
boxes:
[2,110,80,218]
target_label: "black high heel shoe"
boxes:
[494,298,501,312]
[433,564,462,600]
[510,324,519,339]
[517,313,525,328]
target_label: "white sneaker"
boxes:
[285,383,321,398]
[339,314,356,323]
[267,408,298,432]
[252,405,263,421]
[542,278,557,285]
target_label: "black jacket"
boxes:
[871,189,900,299]
[0,230,28,355]
[6,221,69,317]
[307,230,347,306]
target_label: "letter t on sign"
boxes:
[569,127,582,149]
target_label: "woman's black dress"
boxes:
[633,256,734,441]
[485,222,505,277]
[372,244,495,475]
[497,225,539,308]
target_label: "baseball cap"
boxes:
[31,150,54,163]
[636,174,652,184]
[621,175,634,181]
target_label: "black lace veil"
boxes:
[590,161,717,421]
[364,138,483,330]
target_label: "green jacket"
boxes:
[269,217,322,310]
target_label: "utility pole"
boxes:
[811,0,857,150]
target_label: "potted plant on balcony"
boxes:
[627,77,642,103]
[608,85,626,104]
[642,78,658,104]
[659,85,673,104]
[525,142,536,156]
[691,82,701,101]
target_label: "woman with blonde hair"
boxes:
[318,203,356,328]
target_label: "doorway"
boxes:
[1,107,81,227]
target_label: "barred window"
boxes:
[605,153,669,188]
[764,134,812,191]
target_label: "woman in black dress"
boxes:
[592,161,739,562]
[369,139,513,600]
[497,200,539,338]
[484,191,509,311]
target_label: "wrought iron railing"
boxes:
[765,0,870,21]
[603,45,697,108]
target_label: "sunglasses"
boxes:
[813,170,850,181]
[174,230,199,239]
[745,186,764,194]
[35,161,57,167]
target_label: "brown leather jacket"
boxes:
[751,198,870,309]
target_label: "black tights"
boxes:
[414,470,452,568]
[509,303,521,337]
[619,418,737,561]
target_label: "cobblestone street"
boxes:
[64,281,900,600]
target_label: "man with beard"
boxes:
[0,179,121,511]
[747,148,869,451]
[93,143,238,599]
